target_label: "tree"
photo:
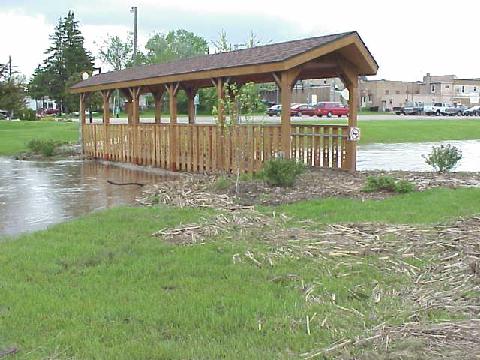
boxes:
[97,35,134,71]
[212,29,232,53]
[145,29,208,64]
[29,11,94,114]
[0,76,26,118]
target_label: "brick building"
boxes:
[360,73,480,111]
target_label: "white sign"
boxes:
[349,127,360,141]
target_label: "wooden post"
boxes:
[346,79,359,172]
[277,68,301,159]
[79,93,87,125]
[151,88,164,124]
[101,90,112,160]
[101,90,112,125]
[128,87,141,163]
[212,78,225,129]
[167,83,179,170]
[79,93,87,155]
[184,86,197,124]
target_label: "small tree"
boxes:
[423,144,462,173]
[219,82,264,194]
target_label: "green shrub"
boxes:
[423,144,462,173]
[213,176,232,191]
[27,139,60,157]
[363,176,415,193]
[262,158,305,187]
[18,109,38,121]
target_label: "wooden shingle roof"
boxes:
[71,31,377,92]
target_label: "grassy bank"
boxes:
[300,118,480,144]
[0,119,479,157]
[270,187,480,224]
[1,188,479,358]
[0,121,79,156]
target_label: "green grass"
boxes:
[300,119,480,144]
[0,205,411,359]
[359,119,480,144]
[270,188,480,224]
[1,188,478,358]
[0,121,79,156]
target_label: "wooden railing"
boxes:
[82,123,348,173]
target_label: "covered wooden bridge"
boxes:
[71,31,378,173]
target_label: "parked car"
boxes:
[392,106,404,115]
[444,104,467,116]
[403,102,424,115]
[464,105,480,116]
[266,104,281,116]
[424,102,449,116]
[315,102,349,117]
[290,104,315,116]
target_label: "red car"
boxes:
[315,102,349,118]
[290,104,316,117]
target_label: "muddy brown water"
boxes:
[1,139,479,237]
[0,158,178,237]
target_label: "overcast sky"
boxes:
[1,0,478,81]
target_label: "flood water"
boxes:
[0,139,478,237]
[358,139,480,171]
[0,158,177,237]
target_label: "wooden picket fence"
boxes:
[82,123,348,173]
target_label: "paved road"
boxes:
[87,114,479,125]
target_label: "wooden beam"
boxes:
[279,69,300,159]
[100,90,112,124]
[151,89,164,124]
[167,83,178,171]
[182,86,198,124]
[215,78,225,129]
[345,77,359,172]
[79,93,87,125]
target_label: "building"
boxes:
[360,73,480,111]
[260,78,347,105]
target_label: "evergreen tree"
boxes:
[29,11,94,114]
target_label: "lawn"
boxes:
[0,121,79,156]
[270,187,480,224]
[1,188,479,359]
[300,118,480,144]
[1,119,479,157]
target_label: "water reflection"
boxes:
[358,140,480,171]
[0,158,176,237]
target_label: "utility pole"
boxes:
[8,55,12,80]
[130,6,138,58]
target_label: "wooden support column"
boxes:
[101,90,112,160]
[184,86,198,124]
[167,83,179,171]
[79,93,87,125]
[79,92,87,155]
[346,80,359,172]
[101,90,112,124]
[128,87,142,163]
[276,68,301,159]
[337,56,360,172]
[211,78,225,129]
[151,87,164,124]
